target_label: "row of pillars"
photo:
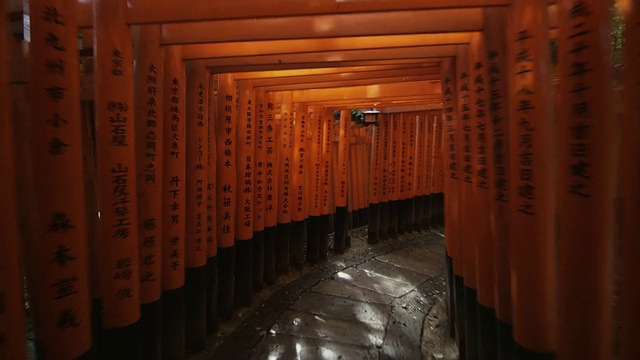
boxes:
[442,2,639,360]
[0,1,446,359]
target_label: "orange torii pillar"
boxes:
[348,130,358,231]
[205,73,219,333]
[277,92,294,272]
[368,117,383,243]
[252,88,267,290]
[377,114,391,240]
[457,44,480,360]
[333,110,351,252]
[25,1,92,359]
[307,106,324,261]
[484,7,514,359]
[235,81,255,307]
[216,73,237,319]
[387,114,400,239]
[396,114,409,234]
[557,2,616,359]
[263,92,279,284]
[319,108,334,259]
[423,112,435,228]
[432,112,446,227]
[184,62,209,354]
[469,32,498,360]
[620,3,640,359]
[405,113,418,233]
[440,58,465,350]
[161,46,187,359]
[133,24,163,359]
[95,0,142,358]
[413,113,427,231]
[0,1,26,357]
[508,0,557,357]
[290,104,308,269]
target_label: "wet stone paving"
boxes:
[195,229,459,360]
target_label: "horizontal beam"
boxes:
[162,9,484,45]
[291,80,441,102]
[181,33,474,60]
[77,0,509,27]
[305,96,442,109]
[249,66,440,87]
[200,45,457,68]
[259,74,440,92]
[382,104,445,113]
[230,64,438,80]
[211,59,440,74]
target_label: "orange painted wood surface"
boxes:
[216,73,237,247]
[236,82,255,240]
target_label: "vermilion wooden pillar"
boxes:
[484,7,514,360]
[508,0,556,357]
[235,82,255,306]
[291,103,308,268]
[263,92,279,283]
[377,114,390,240]
[206,73,219,333]
[413,113,426,231]
[184,61,209,354]
[334,110,351,252]
[307,107,324,262]
[422,113,434,229]
[277,91,294,271]
[432,113,446,226]
[319,108,334,259]
[95,0,142,358]
[405,113,417,233]
[161,45,186,360]
[557,1,616,359]
[0,1,27,357]
[469,32,497,360]
[253,88,267,289]
[396,114,408,234]
[387,114,400,239]
[440,57,465,353]
[456,44,480,360]
[620,2,640,359]
[133,24,163,360]
[216,73,237,319]
[368,118,382,243]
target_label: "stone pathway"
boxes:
[196,230,458,360]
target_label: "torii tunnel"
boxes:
[0,0,638,359]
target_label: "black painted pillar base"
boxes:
[334,206,348,253]
[161,287,185,360]
[99,311,142,360]
[406,198,415,233]
[290,220,306,270]
[307,216,321,264]
[276,222,291,274]
[477,304,498,360]
[235,239,253,308]
[218,246,235,320]
[319,214,330,260]
[454,275,467,359]
[429,193,439,227]
[496,319,514,360]
[464,286,480,360]
[185,265,208,355]
[438,193,445,226]
[263,226,277,285]
[397,199,407,235]
[413,196,423,231]
[378,201,389,241]
[367,203,380,244]
[252,231,265,291]
[76,347,97,360]
[139,300,161,360]
[445,254,456,339]
[388,201,399,239]
[422,195,431,231]
[206,256,219,334]
[513,345,555,360]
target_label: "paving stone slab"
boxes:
[252,335,379,360]
[270,310,385,347]
[290,291,391,328]
[333,266,416,298]
[312,278,395,305]
[357,258,429,287]
[376,246,444,277]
